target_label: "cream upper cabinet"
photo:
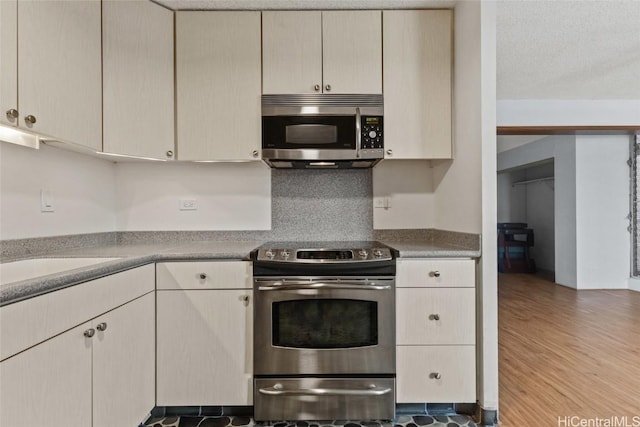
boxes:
[102,0,174,160]
[17,0,102,150]
[262,11,382,94]
[0,0,17,127]
[383,10,452,159]
[176,11,261,161]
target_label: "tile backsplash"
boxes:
[270,168,373,241]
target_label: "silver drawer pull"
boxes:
[199,273,207,280]
[430,270,441,278]
[430,372,442,380]
[84,328,95,338]
[429,314,440,321]
[96,322,107,331]
[259,384,392,397]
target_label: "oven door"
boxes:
[253,277,395,376]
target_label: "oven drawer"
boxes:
[254,377,395,421]
[156,261,252,290]
[397,259,475,287]
[396,345,476,403]
[397,288,475,345]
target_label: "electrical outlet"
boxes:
[40,189,54,212]
[179,199,198,211]
[374,197,386,208]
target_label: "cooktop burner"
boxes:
[253,241,395,263]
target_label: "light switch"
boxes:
[40,189,54,212]
[374,197,385,209]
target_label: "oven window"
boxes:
[272,299,378,348]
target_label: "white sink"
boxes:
[0,258,120,286]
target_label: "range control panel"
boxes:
[360,116,383,150]
[256,247,393,263]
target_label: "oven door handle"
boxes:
[257,282,392,291]
[258,384,393,397]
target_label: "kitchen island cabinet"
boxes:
[262,11,382,94]
[383,10,452,159]
[2,0,102,150]
[175,12,261,161]
[0,266,155,427]
[156,261,253,406]
[102,0,174,160]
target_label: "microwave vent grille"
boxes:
[262,94,383,108]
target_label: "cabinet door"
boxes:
[102,0,174,160]
[383,10,452,159]
[0,322,92,427]
[157,289,253,405]
[322,11,382,94]
[0,0,17,126]
[18,0,102,150]
[93,293,155,427]
[176,11,261,161]
[262,11,322,94]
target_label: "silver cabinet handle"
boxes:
[430,270,441,278]
[325,84,331,92]
[242,295,250,302]
[314,84,320,91]
[166,150,174,158]
[252,150,259,158]
[6,109,18,120]
[199,273,207,280]
[96,322,107,332]
[259,384,392,397]
[84,328,95,338]
[386,149,393,156]
[430,372,442,380]
[24,115,36,125]
[429,314,440,321]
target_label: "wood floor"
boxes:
[498,273,640,426]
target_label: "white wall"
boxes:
[372,160,435,229]
[575,134,630,289]
[115,161,271,231]
[497,99,640,127]
[0,142,117,239]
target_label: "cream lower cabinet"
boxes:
[0,266,155,427]
[396,259,476,403]
[156,261,253,405]
[383,10,452,159]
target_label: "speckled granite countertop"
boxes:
[0,241,261,306]
[0,233,480,306]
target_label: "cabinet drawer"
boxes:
[156,261,252,290]
[396,345,476,403]
[397,259,475,287]
[397,288,475,345]
[0,264,154,361]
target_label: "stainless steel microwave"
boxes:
[261,94,383,169]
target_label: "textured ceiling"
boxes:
[497,0,640,100]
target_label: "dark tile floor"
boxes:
[143,415,478,427]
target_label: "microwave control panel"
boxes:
[361,116,384,150]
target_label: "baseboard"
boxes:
[629,277,640,292]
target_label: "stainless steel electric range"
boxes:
[251,242,397,421]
